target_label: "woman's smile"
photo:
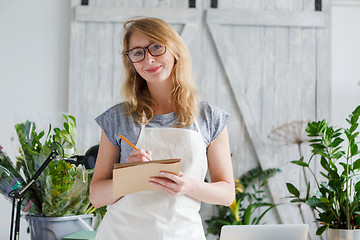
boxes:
[145,65,162,73]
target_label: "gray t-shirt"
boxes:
[95,101,230,163]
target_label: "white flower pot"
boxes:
[328,228,360,240]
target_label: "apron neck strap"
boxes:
[140,114,146,130]
[194,120,201,133]
[140,113,201,135]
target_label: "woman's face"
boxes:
[128,31,175,85]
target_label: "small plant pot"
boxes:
[25,214,96,240]
[328,228,360,240]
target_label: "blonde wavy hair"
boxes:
[121,17,198,127]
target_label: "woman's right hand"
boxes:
[126,149,152,163]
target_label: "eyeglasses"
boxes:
[125,42,166,63]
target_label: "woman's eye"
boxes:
[152,44,162,51]
[133,50,144,57]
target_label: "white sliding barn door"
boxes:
[69,1,331,239]
[203,1,330,240]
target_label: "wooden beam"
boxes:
[206,9,329,28]
[74,6,201,24]
[207,22,295,223]
[207,23,272,169]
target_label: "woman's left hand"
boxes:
[149,172,192,196]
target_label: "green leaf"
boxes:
[350,123,359,133]
[63,122,69,133]
[346,132,359,143]
[331,146,343,155]
[333,131,342,138]
[352,158,360,170]
[330,138,344,148]
[310,143,326,149]
[319,120,328,133]
[352,131,359,139]
[338,191,346,205]
[68,115,77,127]
[243,205,256,225]
[355,181,360,192]
[350,112,360,125]
[58,131,72,143]
[254,204,278,225]
[356,215,360,227]
[286,183,300,198]
[306,196,323,207]
[320,172,328,178]
[62,114,69,123]
[351,144,359,157]
[319,198,330,203]
[38,131,45,140]
[290,160,309,167]
[320,157,330,171]
[346,117,351,125]
[306,182,310,200]
[332,151,345,159]
[320,182,335,193]
[316,225,328,235]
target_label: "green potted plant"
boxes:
[286,105,360,239]
[205,167,281,239]
[0,115,106,240]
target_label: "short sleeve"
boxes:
[198,102,230,147]
[208,104,230,142]
[95,104,123,148]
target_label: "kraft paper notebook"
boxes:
[113,159,181,198]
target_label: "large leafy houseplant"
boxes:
[286,105,360,235]
[206,167,281,238]
[0,115,105,219]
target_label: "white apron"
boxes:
[96,120,208,240]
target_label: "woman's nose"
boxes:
[144,50,155,63]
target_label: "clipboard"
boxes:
[113,159,181,198]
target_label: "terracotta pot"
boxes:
[328,228,360,240]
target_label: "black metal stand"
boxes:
[8,149,59,240]
[63,145,99,170]
[7,144,99,240]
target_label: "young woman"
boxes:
[90,17,234,240]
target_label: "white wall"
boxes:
[0,0,70,239]
[0,1,360,239]
[331,0,360,128]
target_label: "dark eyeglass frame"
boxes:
[125,42,167,63]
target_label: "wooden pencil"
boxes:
[119,134,138,150]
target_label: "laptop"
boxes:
[219,224,309,240]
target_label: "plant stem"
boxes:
[350,199,360,220]
[297,142,324,240]
[307,166,320,189]
[328,204,342,226]
[346,144,350,229]
[84,205,95,214]
[298,143,309,188]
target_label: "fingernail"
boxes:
[160,172,165,175]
